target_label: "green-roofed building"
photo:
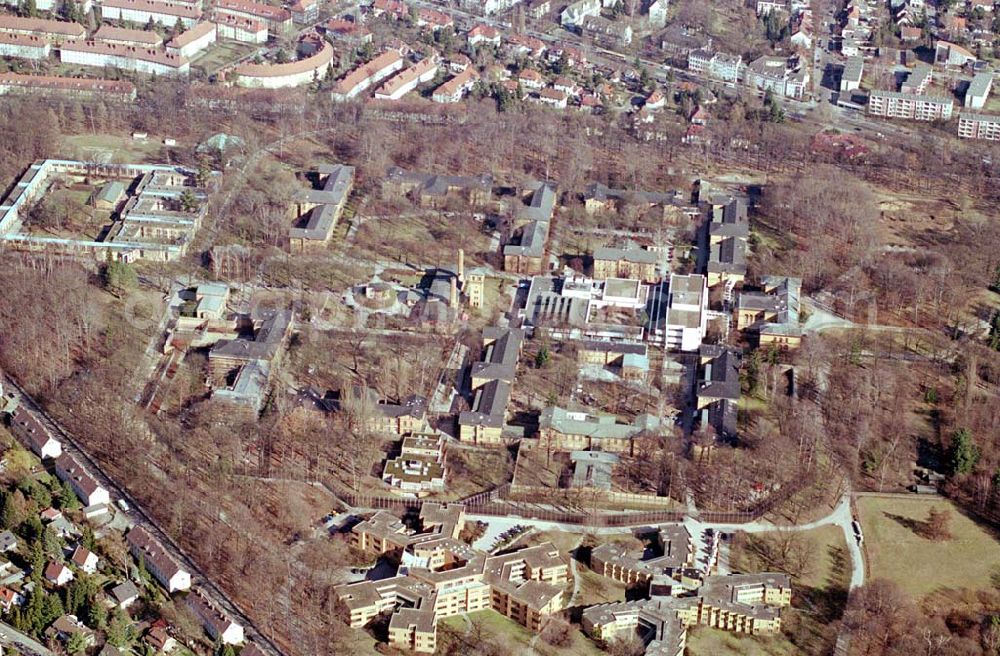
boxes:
[94,181,126,210]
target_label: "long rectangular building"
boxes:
[332,50,404,100]
[127,526,192,593]
[186,589,244,645]
[54,453,110,507]
[0,73,135,102]
[867,89,954,121]
[965,72,993,109]
[215,0,291,34]
[93,25,163,47]
[213,13,267,43]
[165,21,216,58]
[0,32,51,59]
[60,41,190,76]
[0,15,85,40]
[374,57,438,100]
[99,0,203,28]
[957,112,1000,141]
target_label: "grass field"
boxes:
[857,495,1000,598]
[64,133,165,164]
[439,610,606,656]
[729,524,850,655]
[191,41,258,77]
[686,626,801,656]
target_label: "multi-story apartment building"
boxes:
[0,33,51,59]
[867,90,954,121]
[186,589,244,645]
[431,66,479,103]
[93,25,163,47]
[126,526,192,593]
[54,453,110,507]
[590,526,695,586]
[337,505,567,654]
[965,71,993,109]
[745,55,809,99]
[840,55,863,92]
[99,0,203,29]
[582,572,792,653]
[215,0,292,34]
[957,112,1000,140]
[60,41,190,76]
[166,21,216,58]
[375,57,439,100]
[0,15,85,41]
[213,13,267,44]
[331,50,404,100]
[233,41,334,88]
[0,73,136,101]
[688,49,745,83]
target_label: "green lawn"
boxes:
[64,133,165,164]
[857,496,1000,598]
[686,626,801,656]
[574,565,628,608]
[191,41,258,77]
[440,609,605,656]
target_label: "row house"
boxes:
[126,526,192,593]
[99,0,203,29]
[431,66,478,103]
[0,73,137,102]
[214,13,268,44]
[0,33,50,59]
[166,21,216,58]
[215,0,292,35]
[375,56,439,100]
[59,41,191,76]
[332,49,404,100]
[186,589,244,645]
[54,453,111,507]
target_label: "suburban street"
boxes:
[0,621,53,656]
[2,376,288,656]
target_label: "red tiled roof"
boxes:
[0,72,136,95]
[100,0,203,18]
[166,21,215,48]
[234,40,332,77]
[215,0,290,21]
[0,15,85,37]
[61,40,190,67]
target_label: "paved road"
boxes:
[469,492,866,591]
[0,620,53,656]
[3,377,287,656]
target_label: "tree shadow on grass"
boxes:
[884,512,930,537]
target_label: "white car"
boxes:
[117,499,130,513]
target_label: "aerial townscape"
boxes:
[0,0,997,652]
